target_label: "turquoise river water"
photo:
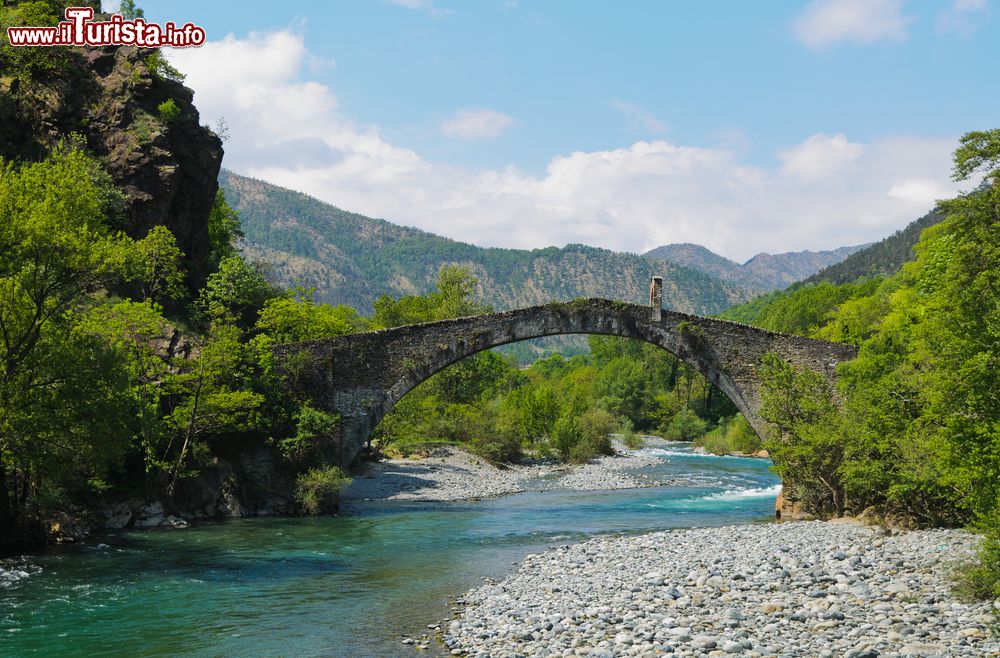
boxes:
[0,444,780,657]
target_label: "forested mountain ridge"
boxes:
[223,170,751,315]
[802,210,944,285]
[645,242,865,292]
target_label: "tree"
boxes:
[206,189,243,271]
[0,145,139,536]
[255,288,365,343]
[758,353,850,516]
[373,265,490,328]
[128,225,186,303]
[160,322,265,494]
[118,0,145,20]
[200,255,279,328]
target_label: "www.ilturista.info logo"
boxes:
[6,7,205,48]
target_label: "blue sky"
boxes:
[119,0,997,260]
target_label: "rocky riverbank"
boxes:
[439,521,998,657]
[340,442,668,502]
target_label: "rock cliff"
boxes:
[0,27,223,287]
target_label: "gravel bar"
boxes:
[441,521,998,657]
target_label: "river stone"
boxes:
[440,523,997,658]
[102,502,133,529]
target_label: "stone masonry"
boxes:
[273,293,858,468]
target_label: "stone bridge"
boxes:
[273,281,857,468]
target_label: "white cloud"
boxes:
[887,178,955,205]
[167,29,965,263]
[612,99,668,135]
[937,0,990,35]
[385,0,453,17]
[778,133,864,182]
[441,108,515,140]
[792,0,911,49]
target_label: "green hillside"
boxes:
[222,170,751,315]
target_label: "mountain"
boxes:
[221,171,751,316]
[645,243,866,293]
[802,210,944,285]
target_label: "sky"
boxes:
[107,0,997,262]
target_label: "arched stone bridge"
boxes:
[273,291,858,468]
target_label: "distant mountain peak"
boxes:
[644,242,866,292]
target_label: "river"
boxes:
[0,444,779,657]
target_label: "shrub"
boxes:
[619,420,644,450]
[295,466,351,515]
[280,405,340,464]
[694,414,762,455]
[553,409,617,464]
[953,513,1000,604]
[157,99,180,124]
[662,407,708,441]
[470,433,522,465]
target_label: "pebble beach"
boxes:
[339,443,668,502]
[440,522,997,658]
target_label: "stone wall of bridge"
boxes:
[273,299,858,468]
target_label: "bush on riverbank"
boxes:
[694,414,761,455]
[295,466,352,515]
[470,433,523,465]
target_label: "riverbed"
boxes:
[0,444,781,657]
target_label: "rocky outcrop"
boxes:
[0,33,223,288]
[42,443,299,542]
[170,444,298,520]
[775,489,816,521]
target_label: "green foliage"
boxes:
[0,1,74,80]
[952,129,1000,183]
[295,466,350,516]
[619,421,644,450]
[280,405,340,464]
[565,408,617,463]
[159,322,267,490]
[743,130,1000,540]
[662,407,709,441]
[373,264,490,328]
[255,288,365,342]
[0,145,150,528]
[206,190,244,271]
[595,357,649,427]
[126,225,186,302]
[469,431,522,465]
[201,255,279,327]
[118,0,144,20]
[721,279,881,338]
[758,354,850,516]
[157,99,180,124]
[694,414,761,455]
[144,51,186,83]
[954,513,1000,602]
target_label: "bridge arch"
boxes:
[274,299,857,468]
[378,310,753,443]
